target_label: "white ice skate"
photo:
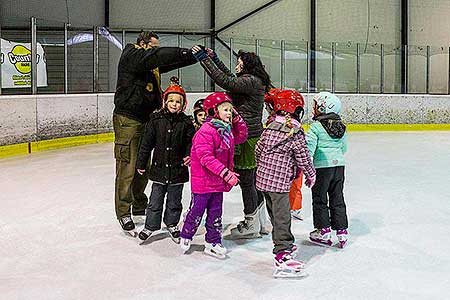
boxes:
[180,238,191,254]
[336,229,348,249]
[119,216,137,238]
[138,228,153,245]
[204,242,227,259]
[290,209,304,221]
[273,251,307,279]
[309,227,333,247]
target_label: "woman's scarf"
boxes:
[210,118,232,149]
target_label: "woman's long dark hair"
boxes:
[237,50,272,92]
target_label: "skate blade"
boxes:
[168,235,181,244]
[203,249,226,259]
[123,230,137,238]
[309,238,333,248]
[138,236,152,245]
[229,231,262,240]
[335,241,348,250]
[273,269,308,279]
[275,261,306,269]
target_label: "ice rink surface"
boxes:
[1,132,450,300]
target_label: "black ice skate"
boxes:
[138,228,153,245]
[119,216,137,238]
[167,225,181,244]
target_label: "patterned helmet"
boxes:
[162,76,187,111]
[313,92,341,114]
[193,99,204,113]
[273,90,305,114]
[203,92,232,116]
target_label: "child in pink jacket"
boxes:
[180,92,248,258]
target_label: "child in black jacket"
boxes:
[136,77,195,244]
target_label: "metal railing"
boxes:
[1,17,450,95]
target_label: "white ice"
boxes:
[1,132,450,300]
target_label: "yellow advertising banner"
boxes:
[1,38,47,88]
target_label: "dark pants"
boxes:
[264,192,295,254]
[144,183,184,231]
[236,168,264,215]
[312,166,348,230]
[181,192,223,244]
[113,114,148,218]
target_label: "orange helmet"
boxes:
[162,76,187,111]
[273,90,304,114]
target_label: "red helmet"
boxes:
[203,92,232,116]
[273,90,305,114]
[162,77,187,111]
[264,88,282,105]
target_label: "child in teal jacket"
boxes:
[306,92,349,249]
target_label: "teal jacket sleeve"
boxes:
[305,123,319,157]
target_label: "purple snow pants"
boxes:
[180,192,223,244]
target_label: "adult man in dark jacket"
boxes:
[113,31,197,235]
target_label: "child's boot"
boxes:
[180,237,191,254]
[336,229,348,249]
[309,227,332,247]
[138,228,153,244]
[204,242,227,259]
[167,225,181,244]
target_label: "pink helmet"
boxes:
[203,92,233,116]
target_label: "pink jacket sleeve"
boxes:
[194,129,227,176]
[232,117,248,145]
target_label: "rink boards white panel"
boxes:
[1,93,450,146]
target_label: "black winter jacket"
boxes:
[136,110,195,184]
[114,44,197,123]
[200,58,266,138]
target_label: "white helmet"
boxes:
[313,92,341,114]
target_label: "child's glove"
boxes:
[183,156,191,166]
[232,108,242,124]
[206,48,220,63]
[137,169,146,175]
[305,175,316,188]
[191,45,208,61]
[220,168,240,186]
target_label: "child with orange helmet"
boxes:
[256,89,316,278]
[135,77,196,244]
[180,92,248,259]
[264,89,305,221]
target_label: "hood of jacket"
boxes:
[314,113,346,138]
